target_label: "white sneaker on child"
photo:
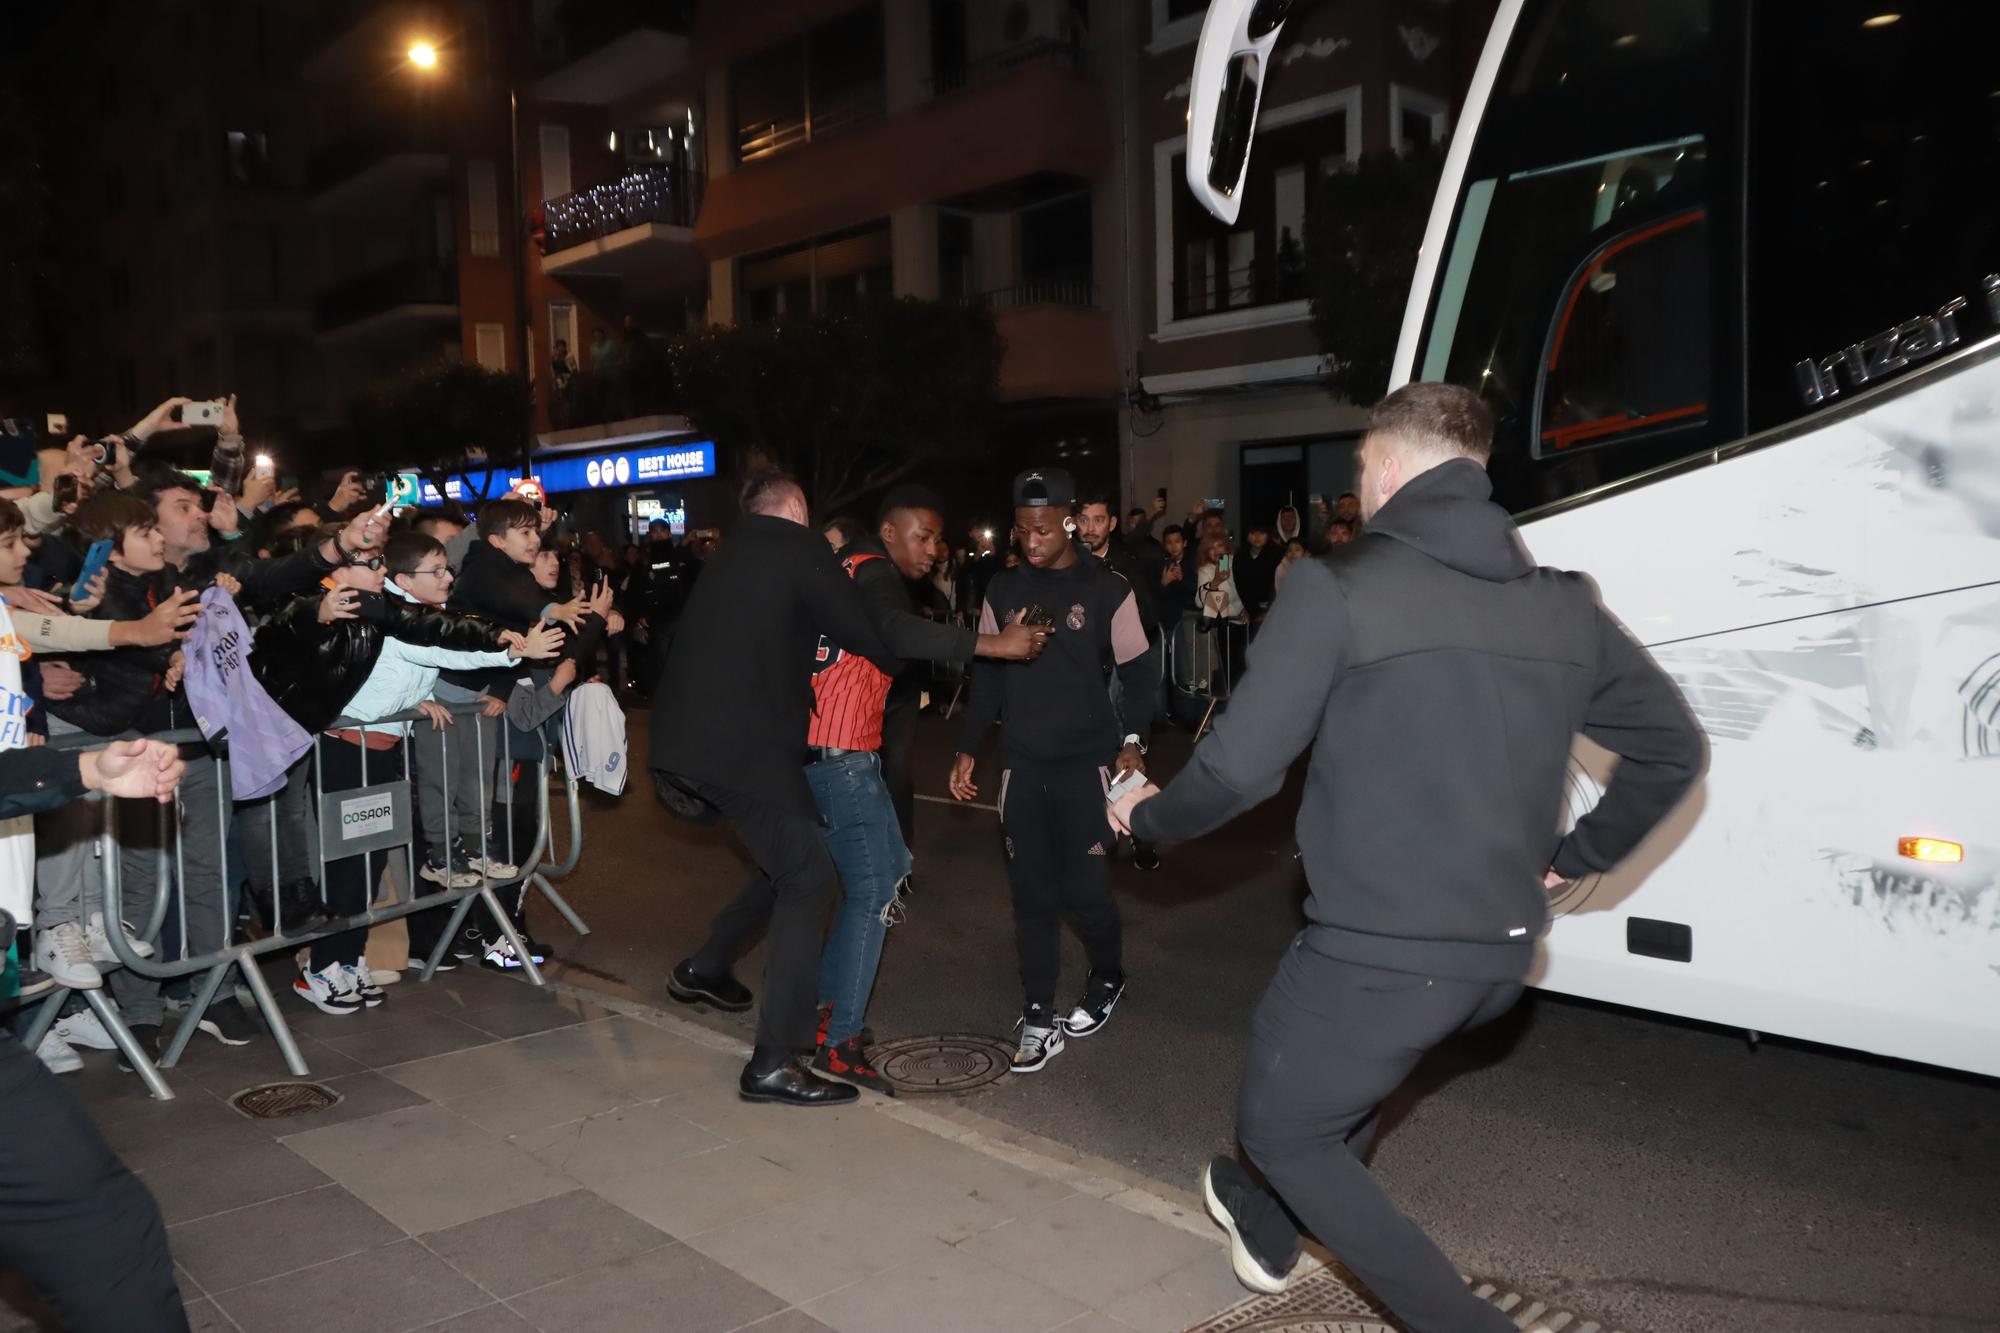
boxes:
[53,1010,119,1051]
[34,923,102,990]
[294,966,362,1016]
[35,1032,82,1075]
[86,910,155,962]
[340,963,385,1008]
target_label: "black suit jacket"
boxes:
[650,514,897,818]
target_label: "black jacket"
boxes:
[252,589,509,734]
[1232,543,1282,615]
[958,554,1154,766]
[181,538,337,615]
[47,566,174,737]
[1132,460,1704,982]
[1096,538,1160,642]
[443,542,548,695]
[0,746,88,819]
[845,535,976,665]
[650,514,896,818]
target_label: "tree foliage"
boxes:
[1307,145,1446,404]
[660,298,1002,516]
[343,361,533,502]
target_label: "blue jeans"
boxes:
[806,750,911,1046]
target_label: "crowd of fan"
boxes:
[0,396,635,1075]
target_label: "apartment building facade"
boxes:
[36,0,1475,524]
[1120,0,1459,529]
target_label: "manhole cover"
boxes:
[868,1033,1015,1094]
[1185,1268,1392,1333]
[231,1081,342,1121]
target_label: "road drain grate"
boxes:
[230,1082,342,1121]
[867,1033,1015,1094]
[1183,1266,1626,1333]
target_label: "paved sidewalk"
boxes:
[23,965,1257,1333]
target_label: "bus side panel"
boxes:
[1520,353,2000,1079]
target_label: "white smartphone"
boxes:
[183,400,225,428]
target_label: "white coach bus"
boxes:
[1188,0,2000,1078]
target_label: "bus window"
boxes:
[1537,209,1709,457]
[1412,0,1732,514]
[1420,140,1715,512]
[1746,3,2000,433]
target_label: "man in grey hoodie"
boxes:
[1111,382,1704,1333]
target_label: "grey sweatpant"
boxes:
[1235,938,1522,1333]
[414,681,502,854]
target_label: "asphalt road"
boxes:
[533,707,2000,1333]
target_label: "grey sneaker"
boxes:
[1011,1005,1066,1073]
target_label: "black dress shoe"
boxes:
[667,960,754,1011]
[738,1060,860,1107]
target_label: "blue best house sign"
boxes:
[415,439,716,506]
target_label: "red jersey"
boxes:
[807,551,892,751]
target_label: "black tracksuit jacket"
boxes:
[1131,459,1704,983]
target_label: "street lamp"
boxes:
[405,38,535,477]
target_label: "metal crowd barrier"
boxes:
[14,701,592,1100]
[1170,614,1240,740]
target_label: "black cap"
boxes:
[1012,467,1076,509]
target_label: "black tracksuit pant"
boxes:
[685,781,836,1059]
[1234,938,1522,1333]
[0,1035,187,1331]
[996,755,1123,1009]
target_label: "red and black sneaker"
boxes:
[815,1003,876,1049]
[811,1036,895,1097]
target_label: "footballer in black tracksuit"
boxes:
[952,469,1154,1072]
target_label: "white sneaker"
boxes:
[340,963,385,1008]
[1011,1008,1066,1072]
[463,847,519,880]
[35,1033,82,1075]
[86,911,155,962]
[293,966,362,1016]
[34,923,102,990]
[52,1010,119,1051]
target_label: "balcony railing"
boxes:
[308,126,450,196]
[540,165,704,252]
[314,259,458,334]
[929,36,1091,97]
[737,80,886,164]
[1173,259,1311,321]
[977,277,1101,310]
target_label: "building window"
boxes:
[1389,85,1448,154]
[473,322,507,372]
[742,220,893,320]
[467,160,500,258]
[548,303,577,359]
[734,5,886,163]
[1157,91,1360,330]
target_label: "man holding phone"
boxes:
[950,468,1154,1073]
